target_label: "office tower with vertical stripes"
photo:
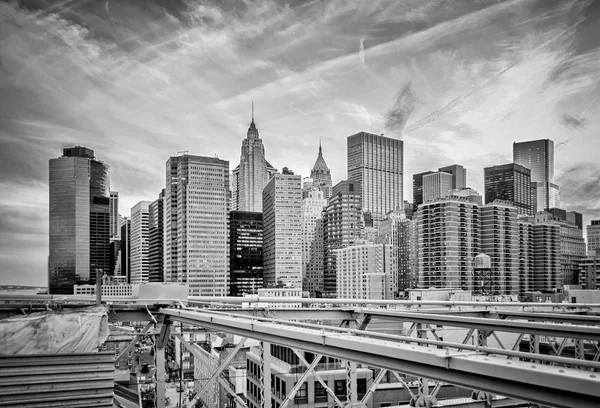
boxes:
[130,201,150,283]
[484,163,534,215]
[347,132,403,226]
[148,190,164,282]
[164,155,230,296]
[301,187,327,297]
[263,171,302,289]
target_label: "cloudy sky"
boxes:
[1,0,599,286]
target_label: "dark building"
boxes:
[322,180,362,297]
[49,146,110,294]
[413,165,466,212]
[120,218,131,283]
[484,163,533,215]
[148,190,165,282]
[229,211,263,296]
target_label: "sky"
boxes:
[1,0,599,286]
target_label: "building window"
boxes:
[334,379,347,400]
[294,382,308,403]
[314,381,328,402]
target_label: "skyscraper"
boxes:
[262,172,302,288]
[109,191,119,239]
[531,222,561,291]
[301,187,327,297]
[513,139,559,212]
[120,217,131,282]
[587,220,600,254]
[438,164,467,190]
[484,163,533,215]
[49,146,110,294]
[422,171,453,203]
[310,142,333,199]
[417,196,479,290]
[130,201,150,283]
[413,164,466,212]
[480,201,519,294]
[164,155,230,296]
[347,132,403,226]
[231,110,277,212]
[148,190,164,282]
[322,180,363,297]
[229,211,263,296]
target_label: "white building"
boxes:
[130,201,150,283]
[302,188,327,297]
[422,171,453,203]
[164,155,230,296]
[335,244,395,300]
[263,172,302,288]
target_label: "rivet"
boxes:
[531,365,537,369]
[558,369,564,373]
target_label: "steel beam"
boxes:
[279,352,322,408]
[261,341,272,408]
[161,308,600,408]
[365,310,600,341]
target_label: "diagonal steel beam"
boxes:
[180,334,248,408]
[279,352,323,408]
[115,321,154,364]
[360,368,387,405]
[217,376,248,408]
[293,349,345,407]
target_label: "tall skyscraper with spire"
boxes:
[232,104,277,212]
[310,141,333,199]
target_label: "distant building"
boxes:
[438,164,467,190]
[484,163,534,215]
[377,209,418,294]
[335,243,396,300]
[229,211,263,296]
[148,190,164,282]
[310,142,333,199]
[513,139,559,212]
[422,171,453,203]
[347,132,403,226]
[480,201,519,294]
[49,146,111,294]
[322,180,363,297]
[412,171,434,213]
[579,251,600,290]
[531,222,561,291]
[417,196,479,291]
[231,113,277,212]
[130,201,150,283]
[547,207,583,230]
[587,220,600,254]
[109,192,120,239]
[263,172,302,288]
[164,155,230,296]
[517,219,534,293]
[119,217,131,283]
[535,211,586,286]
[302,188,327,297]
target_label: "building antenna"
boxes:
[252,101,254,122]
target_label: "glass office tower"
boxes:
[49,146,110,294]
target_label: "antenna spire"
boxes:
[252,101,254,122]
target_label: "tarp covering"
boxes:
[0,305,109,355]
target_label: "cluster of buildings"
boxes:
[48,116,599,299]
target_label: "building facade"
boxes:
[109,191,119,239]
[164,155,230,296]
[229,211,264,296]
[120,217,131,282]
[302,188,327,297]
[347,132,403,226]
[422,171,453,203]
[531,222,561,291]
[517,219,534,293]
[480,201,519,294]
[438,164,467,190]
[417,196,479,291]
[377,209,418,294]
[148,190,164,282]
[322,180,363,297]
[262,173,303,288]
[513,139,559,212]
[335,243,395,300]
[130,201,150,283]
[587,220,600,254]
[231,115,277,212]
[49,146,110,294]
[484,163,533,215]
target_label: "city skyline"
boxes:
[1,0,599,285]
